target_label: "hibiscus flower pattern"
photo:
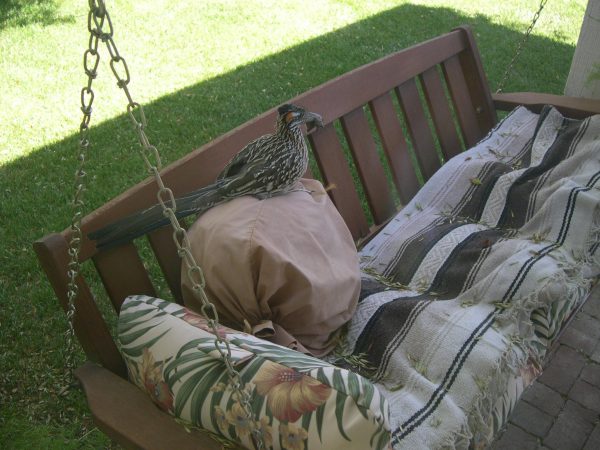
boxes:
[225,402,254,438]
[257,417,273,449]
[253,360,331,422]
[280,423,309,450]
[214,405,229,434]
[139,348,174,413]
[181,311,229,339]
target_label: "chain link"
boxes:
[496,0,548,93]
[65,1,263,447]
[61,1,105,393]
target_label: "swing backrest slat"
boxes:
[459,29,498,134]
[34,26,498,373]
[396,78,442,180]
[442,54,486,147]
[340,107,396,225]
[369,92,420,204]
[308,124,372,239]
[419,66,464,161]
[147,227,186,304]
[92,243,157,312]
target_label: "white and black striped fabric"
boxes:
[336,106,600,449]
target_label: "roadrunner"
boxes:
[89,104,323,249]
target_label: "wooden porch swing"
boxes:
[34,2,600,449]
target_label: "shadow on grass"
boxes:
[1,1,578,269]
[0,2,578,445]
[3,3,577,233]
[1,3,577,268]
[0,0,75,30]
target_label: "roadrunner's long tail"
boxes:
[88,181,227,249]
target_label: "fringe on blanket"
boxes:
[456,261,594,449]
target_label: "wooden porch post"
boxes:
[565,0,600,99]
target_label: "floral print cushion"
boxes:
[118,295,391,450]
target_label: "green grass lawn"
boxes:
[0,0,587,447]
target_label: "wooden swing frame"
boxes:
[34,27,600,449]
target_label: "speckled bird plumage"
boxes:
[89,104,323,249]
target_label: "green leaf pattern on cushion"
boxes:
[118,295,390,449]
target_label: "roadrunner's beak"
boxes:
[303,111,324,131]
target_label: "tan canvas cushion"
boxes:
[181,178,360,356]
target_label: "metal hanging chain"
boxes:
[496,0,548,93]
[61,2,103,394]
[72,1,263,448]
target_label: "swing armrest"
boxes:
[492,92,600,119]
[75,361,237,450]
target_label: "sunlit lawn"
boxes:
[0,0,587,447]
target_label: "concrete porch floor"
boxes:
[491,284,600,450]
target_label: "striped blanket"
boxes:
[332,106,600,449]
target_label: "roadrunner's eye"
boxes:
[285,112,297,123]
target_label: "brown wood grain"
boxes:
[442,54,481,148]
[420,66,464,160]
[308,124,370,239]
[369,92,421,204]
[455,26,497,132]
[93,243,157,312]
[340,107,396,224]
[147,227,185,304]
[396,79,441,181]
[493,92,600,118]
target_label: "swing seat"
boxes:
[34,27,600,450]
